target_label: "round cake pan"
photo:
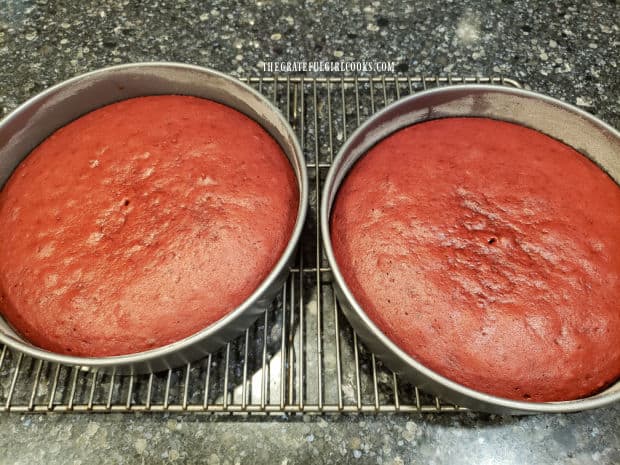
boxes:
[321,84,620,414]
[0,62,308,374]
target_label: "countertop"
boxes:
[0,0,619,464]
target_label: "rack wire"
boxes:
[0,75,521,414]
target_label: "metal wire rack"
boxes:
[0,75,521,414]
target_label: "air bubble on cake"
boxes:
[368,208,384,221]
[532,279,548,290]
[197,175,217,186]
[45,274,59,288]
[36,242,56,258]
[518,240,560,265]
[589,240,604,252]
[9,206,20,221]
[462,199,499,221]
[97,146,110,156]
[463,219,487,231]
[405,218,440,243]
[557,327,573,348]
[141,231,157,246]
[86,232,104,245]
[188,143,217,158]
[218,194,265,209]
[578,258,596,276]
[440,236,468,249]
[455,187,469,197]
[53,285,69,296]
[451,274,486,299]
[70,295,90,311]
[525,314,551,339]
[124,245,144,257]
[68,269,83,284]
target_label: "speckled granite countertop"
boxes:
[0,0,619,464]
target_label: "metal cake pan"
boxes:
[321,84,620,414]
[0,62,308,374]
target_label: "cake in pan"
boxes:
[331,117,620,402]
[0,95,299,357]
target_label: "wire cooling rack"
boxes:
[0,75,521,414]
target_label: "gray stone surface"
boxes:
[1,409,620,465]
[0,0,619,464]
[0,0,618,126]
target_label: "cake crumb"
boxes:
[89,159,99,168]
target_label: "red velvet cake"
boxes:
[0,95,298,357]
[331,117,620,402]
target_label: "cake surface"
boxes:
[331,117,620,402]
[0,95,298,357]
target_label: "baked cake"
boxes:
[0,95,298,357]
[331,117,620,402]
